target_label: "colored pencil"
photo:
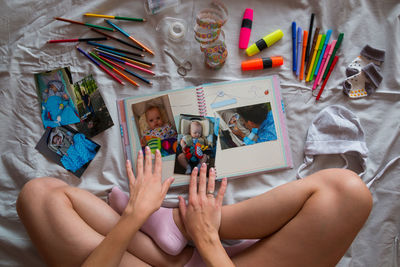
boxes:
[48,37,107,43]
[89,52,139,86]
[94,48,153,68]
[305,27,320,78]
[94,46,153,66]
[84,13,146,22]
[76,46,124,85]
[54,17,114,31]
[98,55,152,85]
[96,52,155,75]
[87,41,144,57]
[306,34,322,82]
[105,19,154,55]
[90,28,144,52]
[316,56,338,101]
[299,30,308,81]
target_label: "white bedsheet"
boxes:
[1,0,399,266]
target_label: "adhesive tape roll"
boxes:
[168,21,186,42]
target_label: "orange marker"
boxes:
[241,57,283,71]
[299,30,308,80]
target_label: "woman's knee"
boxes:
[17,177,68,215]
[312,168,373,216]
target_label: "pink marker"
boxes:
[239,8,253,49]
[316,40,336,87]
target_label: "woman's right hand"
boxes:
[123,147,174,221]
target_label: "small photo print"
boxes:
[130,95,178,157]
[73,75,114,137]
[174,114,219,175]
[216,102,277,150]
[35,125,100,178]
[34,67,81,128]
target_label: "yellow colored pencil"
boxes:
[306,34,322,82]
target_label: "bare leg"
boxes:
[174,168,372,266]
[16,177,192,267]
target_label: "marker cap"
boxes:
[263,29,284,47]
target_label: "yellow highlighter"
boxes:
[306,34,322,82]
[246,29,284,56]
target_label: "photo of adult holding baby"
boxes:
[174,115,219,175]
[218,102,277,149]
[131,96,178,157]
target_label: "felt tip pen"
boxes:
[305,13,315,62]
[241,57,284,71]
[292,22,297,72]
[246,29,284,56]
[296,27,302,76]
[323,33,344,79]
[239,8,253,49]
[310,34,326,80]
[314,29,332,75]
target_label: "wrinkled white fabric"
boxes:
[1,0,400,266]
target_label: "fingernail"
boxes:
[194,167,198,171]
[202,163,206,167]
[210,167,215,173]
[145,146,150,151]
[156,149,160,154]
[138,150,143,155]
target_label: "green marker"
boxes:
[322,33,344,79]
[310,34,326,81]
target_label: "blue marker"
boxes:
[292,22,297,72]
[314,29,332,75]
[296,27,302,76]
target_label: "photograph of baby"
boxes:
[217,102,277,150]
[131,96,178,157]
[174,114,219,175]
[35,125,100,178]
[34,67,80,128]
[73,75,114,137]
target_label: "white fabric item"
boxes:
[297,105,368,179]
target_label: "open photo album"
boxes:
[117,76,293,186]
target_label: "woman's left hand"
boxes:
[178,163,227,243]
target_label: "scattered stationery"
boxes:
[84,13,146,22]
[90,28,145,52]
[54,17,114,31]
[299,30,308,81]
[96,52,155,75]
[316,56,339,101]
[105,19,155,55]
[47,37,107,43]
[292,22,297,72]
[86,41,144,57]
[296,27,302,76]
[322,33,344,79]
[76,46,125,85]
[305,27,320,78]
[305,13,315,63]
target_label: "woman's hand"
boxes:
[178,163,227,244]
[123,147,174,221]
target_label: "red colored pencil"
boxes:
[316,56,338,101]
